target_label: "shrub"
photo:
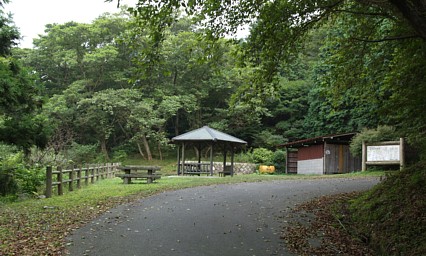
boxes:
[272,150,287,173]
[350,126,399,156]
[0,169,18,196]
[234,151,254,163]
[251,148,274,165]
[0,146,45,197]
[112,150,127,162]
[67,142,99,164]
[0,144,20,196]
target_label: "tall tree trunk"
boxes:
[142,134,153,161]
[100,138,110,161]
[136,142,147,160]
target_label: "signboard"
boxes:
[361,138,404,171]
[367,145,400,162]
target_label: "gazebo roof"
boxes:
[171,126,247,145]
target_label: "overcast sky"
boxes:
[4,0,137,48]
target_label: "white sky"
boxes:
[4,0,137,48]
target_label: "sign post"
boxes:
[362,138,404,171]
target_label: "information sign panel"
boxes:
[367,145,400,162]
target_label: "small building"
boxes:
[279,133,361,175]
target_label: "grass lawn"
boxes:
[0,171,384,255]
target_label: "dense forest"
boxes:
[1,1,425,187]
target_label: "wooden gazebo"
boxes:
[171,126,247,176]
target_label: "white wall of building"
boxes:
[297,158,324,175]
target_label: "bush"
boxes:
[272,150,286,173]
[0,146,45,197]
[251,148,274,165]
[0,169,18,196]
[350,126,399,156]
[0,144,20,196]
[67,142,99,164]
[234,151,254,163]
[112,149,127,162]
[29,146,66,166]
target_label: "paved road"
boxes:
[66,177,379,256]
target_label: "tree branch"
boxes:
[351,34,420,42]
[333,9,397,20]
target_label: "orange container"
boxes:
[259,165,275,174]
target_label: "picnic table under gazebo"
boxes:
[171,126,247,176]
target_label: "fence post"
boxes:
[96,164,100,181]
[69,166,74,192]
[91,165,95,184]
[85,164,89,186]
[101,164,105,179]
[57,166,63,196]
[77,165,81,189]
[45,166,53,198]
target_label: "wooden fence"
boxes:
[45,163,120,198]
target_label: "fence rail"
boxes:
[45,163,120,198]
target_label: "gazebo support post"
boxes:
[181,143,186,175]
[197,145,202,165]
[230,146,235,176]
[177,145,181,175]
[210,144,214,176]
[223,144,227,175]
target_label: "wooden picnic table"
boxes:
[115,165,161,184]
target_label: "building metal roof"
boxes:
[278,132,357,148]
[171,126,247,144]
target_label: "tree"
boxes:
[76,89,142,160]
[28,12,132,96]
[125,16,242,136]
[110,0,424,75]
[0,4,49,152]
[114,0,426,155]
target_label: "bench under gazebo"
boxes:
[171,126,247,176]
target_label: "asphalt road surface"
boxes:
[66,177,379,256]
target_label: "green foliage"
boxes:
[29,13,131,95]
[0,8,19,56]
[0,113,50,153]
[272,150,286,174]
[251,148,274,165]
[252,130,285,150]
[310,8,426,156]
[112,149,128,163]
[116,0,426,158]
[0,171,17,196]
[264,79,311,141]
[350,126,399,157]
[67,142,99,164]
[0,7,50,151]
[350,162,426,254]
[0,145,45,197]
